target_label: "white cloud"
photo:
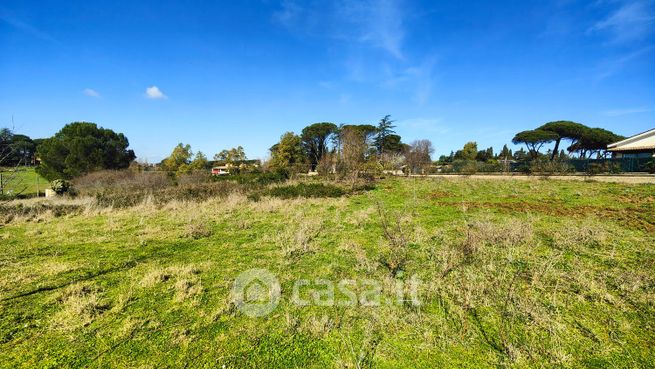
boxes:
[272,0,435,104]
[272,0,407,59]
[589,0,655,43]
[145,86,167,99]
[595,45,654,79]
[83,88,100,98]
[382,56,438,105]
[602,106,652,116]
[339,0,406,59]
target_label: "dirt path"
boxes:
[409,174,655,184]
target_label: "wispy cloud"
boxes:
[273,0,435,105]
[273,0,406,59]
[83,88,101,98]
[602,106,652,116]
[595,45,654,79]
[0,11,57,43]
[145,86,167,100]
[382,56,438,104]
[338,0,405,59]
[589,0,655,43]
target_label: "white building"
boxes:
[608,128,655,158]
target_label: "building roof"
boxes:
[607,128,655,152]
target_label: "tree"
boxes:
[537,121,588,160]
[381,134,406,154]
[512,130,559,159]
[569,128,623,159]
[476,146,494,162]
[0,130,36,166]
[454,141,478,161]
[161,143,193,173]
[513,148,529,161]
[9,134,36,165]
[373,115,396,155]
[189,151,209,171]
[0,128,15,164]
[270,132,306,171]
[335,124,377,156]
[214,146,247,163]
[405,139,434,174]
[36,122,136,180]
[340,126,368,183]
[301,122,337,169]
[499,144,512,160]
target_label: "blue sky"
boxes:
[1,0,654,161]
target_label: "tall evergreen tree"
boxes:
[373,115,396,155]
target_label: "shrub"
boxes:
[585,162,606,175]
[73,170,171,195]
[93,181,240,208]
[177,171,211,185]
[50,179,72,195]
[529,160,574,174]
[213,171,288,186]
[460,161,478,175]
[377,205,410,277]
[266,183,345,199]
[643,159,655,174]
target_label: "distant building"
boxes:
[608,128,655,158]
[211,166,230,175]
[210,159,261,175]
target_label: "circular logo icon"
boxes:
[232,268,281,317]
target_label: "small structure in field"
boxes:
[608,128,655,158]
[211,166,230,176]
[210,159,261,175]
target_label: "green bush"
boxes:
[454,160,478,175]
[50,179,72,195]
[580,161,625,175]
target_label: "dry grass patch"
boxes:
[139,264,205,302]
[183,220,213,240]
[551,218,610,250]
[275,215,325,258]
[51,283,109,331]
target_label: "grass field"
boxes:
[0,167,49,197]
[1,177,654,368]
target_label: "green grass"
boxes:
[0,167,49,197]
[1,177,654,368]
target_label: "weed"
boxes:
[183,220,213,239]
[377,204,411,277]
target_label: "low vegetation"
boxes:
[1,177,654,367]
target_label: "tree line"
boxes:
[512,121,623,160]
[266,116,434,178]
[0,118,630,184]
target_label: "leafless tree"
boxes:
[339,126,368,185]
[405,139,434,174]
[0,128,29,199]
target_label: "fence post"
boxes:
[0,172,3,195]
